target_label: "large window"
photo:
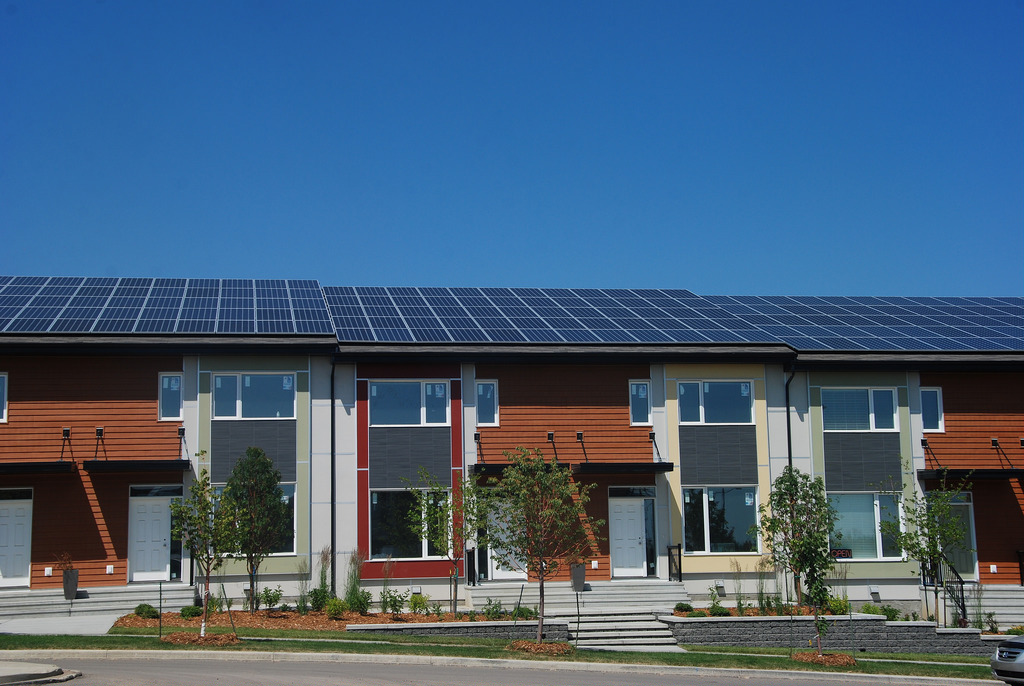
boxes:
[369,381,449,426]
[678,381,753,424]
[476,381,498,426]
[0,372,6,422]
[630,381,651,425]
[159,373,182,421]
[828,493,901,560]
[683,486,758,553]
[822,388,896,431]
[921,388,944,432]
[213,374,295,419]
[213,483,295,555]
[370,490,444,559]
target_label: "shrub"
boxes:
[510,605,538,620]
[429,602,444,617]
[206,594,223,614]
[348,589,372,615]
[180,605,203,619]
[296,594,309,616]
[482,597,505,620]
[859,602,882,616]
[408,593,430,615]
[1006,626,1024,635]
[826,596,850,615]
[260,585,283,611]
[309,587,330,612]
[324,597,348,620]
[134,603,159,619]
[687,609,709,617]
[279,603,292,613]
[878,604,902,622]
[674,602,694,613]
[709,605,732,617]
[380,587,409,615]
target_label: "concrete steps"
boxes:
[0,584,196,619]
[959,585,1024,629]
[554,611,678,649]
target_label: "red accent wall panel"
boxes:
[356,380,369,470]
[357,468,369,557]
[451,379,462,469]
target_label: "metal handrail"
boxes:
[923,554,968,627]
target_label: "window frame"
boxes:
[368,380,451,427]
[213,482,296,556]
[677,380,754,425]
[476,380,499,427]
[158,372,183,421]
[920,387,944,433]
[629,380,652,426]
[682,484,760,555]
[212,372,296,420]
[821,387,898,432]
[828,491,903,562]
[369,488,449,560]
[0,372,6,423]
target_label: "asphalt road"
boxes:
[51,655,986,686]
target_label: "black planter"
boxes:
[570,563,586,592]
[62,569,79,600]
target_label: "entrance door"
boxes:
[486,503,527,581]
[0,491,32,587]
[129,497,172,582]
[610,498,646,577]
[946,500,978,581]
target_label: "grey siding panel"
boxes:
[211,420,297,482]
[679,425,757,485]
[369,427,451,488]
[824,433,901,491]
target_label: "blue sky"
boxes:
[1,1,1020,295]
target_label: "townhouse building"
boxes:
[1,277,1020,622]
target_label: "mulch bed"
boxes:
[161,632,240,646]
[506,640,574,656]
[791,651,857,667]
[673,606,826,618]
[115,609,486,632]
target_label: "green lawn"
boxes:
[0,629,997,680]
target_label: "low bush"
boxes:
[878,604,902,621]
[408,593,430,615]
[324,597,348,620]
[1006,626,1024,635]
[482,597,505,620]
[260,585,283,611]
[510,605,538,620]
[180,605,203,619]
[709,605,732,617]
[859,602,882,616]
[134,603,159,619]
[309,587,330,612]
[687,609,709,618]
[826,596,850,615]
[675,602,694,613]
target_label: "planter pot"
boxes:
[570,563,586,592]
[62,569,79,600]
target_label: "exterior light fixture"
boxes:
[576,431,583,442]
[95,427,104,438]
[649,431,656,442]
[473,432,480,443]
[991,438,1000,448]
[547,431,554,442]
[62,427,71,439]
[921,438,929,448]
[178,426,186,438]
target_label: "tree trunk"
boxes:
[201,570,210,637]
[536,576,545,643]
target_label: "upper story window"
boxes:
[476,380,498,426]
[921,388,944,432]
[0,372,6,423]
[213,373,295,419]
[159,373,183,421]
[369,381,449,426]
[678,381,753,424]
[630,381,652,425]
[822,388,896,431]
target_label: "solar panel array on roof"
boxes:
[0,277,334,335]
[322,286,1024,352]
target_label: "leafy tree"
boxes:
[222,447,291,613]
[755,466,838,654]
[487,447,603,643]
[880,468,972,627]
[170,468,236,636]
[406,467,490,613]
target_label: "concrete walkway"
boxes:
[0,615,116,683]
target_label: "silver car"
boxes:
[993,634,1024,686]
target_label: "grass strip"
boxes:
[0,633,995,680]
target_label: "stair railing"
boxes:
[922,554,968,627]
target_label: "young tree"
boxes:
[880,469,972,626]
[406,467,490,613]
[487,447,603,643]
[170,468,236,636]
[755,466,838,655]
[222,447,291,613]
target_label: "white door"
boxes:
[610,498,646,578]
[0,496,32,587]
[129,497,171,582]
[946,501,978,581]
[487,504,527,581]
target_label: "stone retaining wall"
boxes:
[661,614,1002,656]
[347,620,570,642]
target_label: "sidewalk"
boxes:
[0,616,116,684]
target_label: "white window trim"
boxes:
[821,387,899,433]
[369,488,449,560]
[368,380,451,427]
[677,380,755,425]
[213,482,296,556]
[0,372,7,423]
[476,380,499,427]
[921,387,945,433]
[629,380,652,426]
[212,372,297,420]
[682,484,760,555]
[158,372,183,421]
[828,491,904,562]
